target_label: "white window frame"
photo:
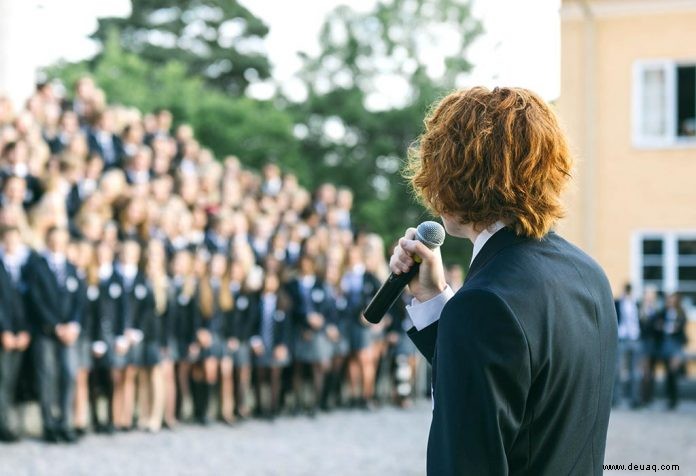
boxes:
[631,230,696,311]
[632,59,696,149]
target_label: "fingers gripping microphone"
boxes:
[363,221,445,324]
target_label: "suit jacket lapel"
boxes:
[464,227,528,285]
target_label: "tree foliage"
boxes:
[91,0,271,94]
[292,0,482,262]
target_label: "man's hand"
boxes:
[15,332,31,351]
[307,312,324,330]
[250,338,265,356]
[273,344,288,362]
[326,324,339,342]
[197,329,212,348]
[1,332,16,351]
[115,336,130,356]
[62,322,81,346]
[389,227,447,302]
[227,337,240,352]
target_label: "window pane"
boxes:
[678,266,696,280]
[641,67,667,137]
[642,238,663,255]
[678,239,696,255]
[643,266,663,280]
[677,65,696,137]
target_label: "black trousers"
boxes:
[0,349,24,432]
[33,335,78,432]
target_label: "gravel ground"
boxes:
[0,400,693,476]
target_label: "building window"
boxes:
[633,61,696,147]
[633,232,696,307]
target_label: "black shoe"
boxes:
[42,428,60,444]
[74,427,87,437]
[0,428,19,443]
[58,429,79,444]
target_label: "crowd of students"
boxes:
[613,284,690,410]
[0,77,464,444]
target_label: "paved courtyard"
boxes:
[0,400,694,475]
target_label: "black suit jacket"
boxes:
[0,259,28,334]
[253,291,292,349]
[87,130,124,169]
[286,278,337,334]
[408,228,617,475]
[26,253,85,336]
[87,274,128,342]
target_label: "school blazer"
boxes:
[0,260,28,334]
[408,227,618,476]
[26,253,85,336]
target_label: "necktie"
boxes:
[261,297,275,349]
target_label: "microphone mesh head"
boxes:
[415,221,446,249]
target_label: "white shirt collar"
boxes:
[470,221,507,265]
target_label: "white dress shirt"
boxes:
[406,221,507,331]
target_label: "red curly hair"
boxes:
[406,87,572,239]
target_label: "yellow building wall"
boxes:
[557,5,696,295]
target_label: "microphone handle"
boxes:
[362,262,420,324]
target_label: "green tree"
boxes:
[92,0,271,94]
[292,0,482,264]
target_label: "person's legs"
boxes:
[347,354,361,404]
[160,360,177,427]
[612,341,626,406]
[219,356,235,424]
[57,343,78,439]
[200,357,218,424]
[122,365,137,429]
[627,341,642,407]
[74,368,89,432]
[111,368,125,428]
[176,361,191,420]
[666,355,681,409]
[237,364,252,418]
[358,346,376,405]
[34,336,58,438]
[291,362,305,413]
[641,352,655,405]
[254,366,268,416]
[311,361,328,414]
[270,367,282,415]
[0,350,22,439]
[137,368,151,430]
[149,365,164,432]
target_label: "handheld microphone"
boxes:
[363,221,445,324]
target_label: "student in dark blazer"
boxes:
[651,292,688,409]
[286,254,336,416]
[192,253,230,424]
[251,272,292,419]
[229,262,260,420]
[388,87,617,475]
[0,226,31,442]
[166,250,199,422]
[113,240,148,431]
[87,241,126,434]
[27,226,85,443]
[87,111,124,169]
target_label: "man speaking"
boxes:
[389,87,617,475]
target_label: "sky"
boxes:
[28,0,561,100]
